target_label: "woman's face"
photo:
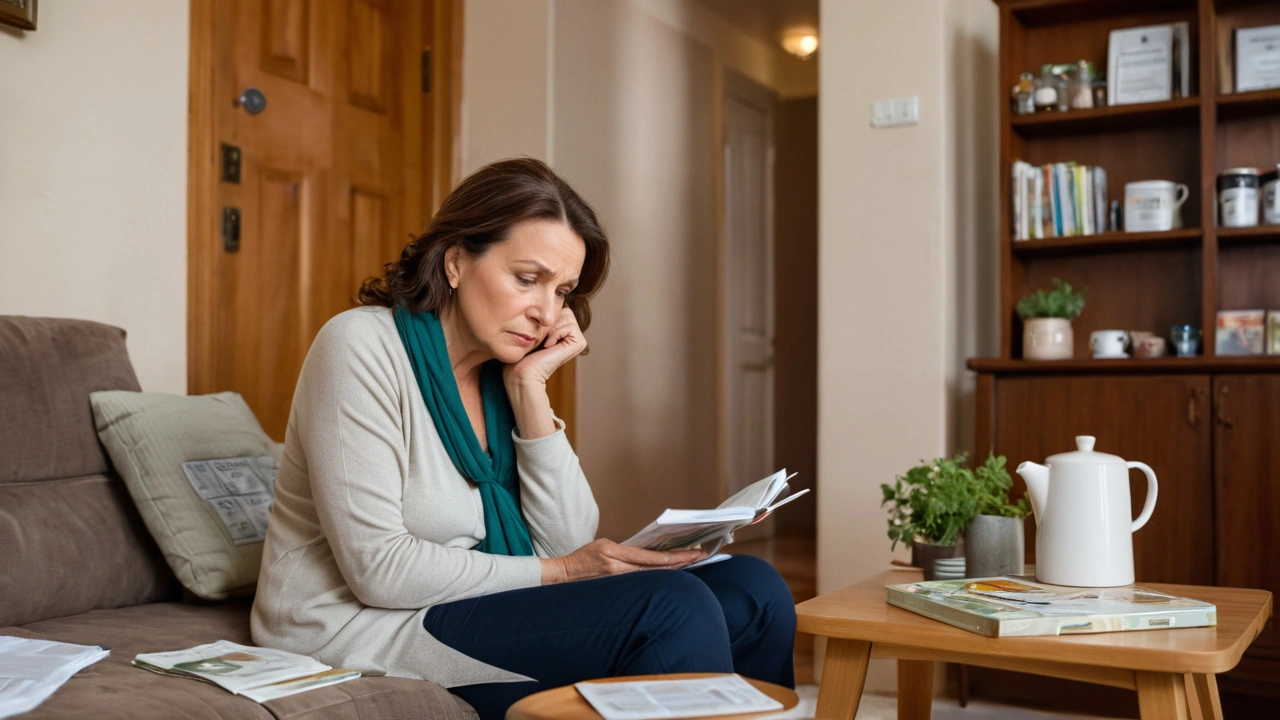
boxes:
[446,218,586,365]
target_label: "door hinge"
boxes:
[421,48,432,93]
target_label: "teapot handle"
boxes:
[1127,461,1159,533]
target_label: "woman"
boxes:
[252,158,795,719]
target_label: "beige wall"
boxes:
[817,0,997,688]
[462,0,808,539]
[0,0,189,394]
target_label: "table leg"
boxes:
[814,638,872,720]
[1136,671,1189,720]
[897,659,933,720]
[1183,673,1223,720]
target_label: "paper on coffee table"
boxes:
[575,675,782,720]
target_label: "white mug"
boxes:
[1090,330,1130,357]
[1125,180,1190,232]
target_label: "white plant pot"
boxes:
[1023,318,1074,360]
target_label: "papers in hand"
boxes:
[0,637,109,719]
[133,640,359,703]
[575,674,783,720]
[622,469,808,556]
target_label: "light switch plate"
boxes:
[870,95,920,128]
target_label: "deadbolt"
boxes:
[236,88,267,115]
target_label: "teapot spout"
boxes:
[1016,461,1050,522]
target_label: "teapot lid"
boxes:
[1046,436,1125,465]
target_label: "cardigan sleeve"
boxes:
[297,312,542,609]
[513,423,599,558]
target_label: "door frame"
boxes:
[717,69,777,504]
[186,0,463,396]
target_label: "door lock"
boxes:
[222,208,241,252]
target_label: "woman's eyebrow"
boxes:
[516,260,578,286]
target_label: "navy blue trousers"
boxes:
[423,555,796,720]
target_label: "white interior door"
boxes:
[723,76,776,502]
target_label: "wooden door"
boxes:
[993,375,1213,585]
[723,74,776,502]
[190,0,435,439]
[1214,375,1280,655]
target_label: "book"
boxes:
[886,577,1217,638]
[621,470,808,557]
[1216,310,1266,356]
[1268,311,1280,355]
[0,637,109,718]
[1013,161,1110,241]
[133,641,359,703]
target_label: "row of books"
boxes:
[1011,161,1109,241]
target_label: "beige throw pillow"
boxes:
[90,391,283,600]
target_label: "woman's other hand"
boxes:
[504,307,587,390]
[540,539,705,585]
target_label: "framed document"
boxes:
[1236,25,1280,93]
[1108,25,1174,106]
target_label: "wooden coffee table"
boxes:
[506,672,800,720]
[796,570,1272,720]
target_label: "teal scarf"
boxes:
[393,306,535,556]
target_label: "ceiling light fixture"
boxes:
[781,30,819,61]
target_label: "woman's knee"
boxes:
[636,569,725,625]
[722,556,796,608]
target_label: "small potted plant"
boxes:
[1017,277,1086,360]
[964,452,1032,578]
[881,453,979,580]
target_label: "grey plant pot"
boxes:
[964,514,1026,578]
[912,541,962,582]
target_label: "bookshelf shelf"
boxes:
[1011,229,1202,256]
[1011,97,1200,137]
[1218,225,1280,247]
[968,356,1280,375]
[1216,88,1280,120]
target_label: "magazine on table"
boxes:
[621,469,808,566]
[886,577,1217,638]
[133,640,359,703]
[575,674,783,720]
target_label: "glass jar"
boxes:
[1068,60,1095,110]
[1034,67,1063,112]
[1011,72,1036,115]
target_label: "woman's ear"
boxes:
[444,246,462,289]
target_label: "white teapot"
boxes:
[1016,436,1158,587]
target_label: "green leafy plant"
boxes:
[972,451,1031,519]
[880,452,979,549]
[1016,278,1087,320]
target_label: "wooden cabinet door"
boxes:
[1214,374,1280,655]
[994,375,1213,585]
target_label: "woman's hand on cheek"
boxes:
[503,307,588,389]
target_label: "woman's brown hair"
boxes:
[358,157,610,330]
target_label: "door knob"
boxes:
[236,88,267,115]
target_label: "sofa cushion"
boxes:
[0,475,177,627]
[0,316,141,484]
[90,391,281,601]
[9,602,478,720]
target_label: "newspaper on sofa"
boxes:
[621,469,807,562]
[0,637,109,719]
[133,640,359,703]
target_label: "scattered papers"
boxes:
[180,456,279,545]
[133,640,359,703]
[575,675,783,720]
[0,637,109,719]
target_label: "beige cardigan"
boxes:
[251,306,599,687]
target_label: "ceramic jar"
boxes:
[1023,318,1074,360]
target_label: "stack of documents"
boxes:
[0,637,109,719]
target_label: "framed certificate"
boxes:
[1236,25,1280,93]
[1108,25,1174,105]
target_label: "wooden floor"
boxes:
[732,527,817,684]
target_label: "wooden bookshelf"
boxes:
[977,2,1280,715]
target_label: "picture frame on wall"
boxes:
[0,0,37,31]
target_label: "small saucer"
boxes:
[1093,352,1130,359]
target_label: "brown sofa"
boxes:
[0,316,478,719]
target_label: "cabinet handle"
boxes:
[1217,385,1235,428]
[1187,389,1198,426]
